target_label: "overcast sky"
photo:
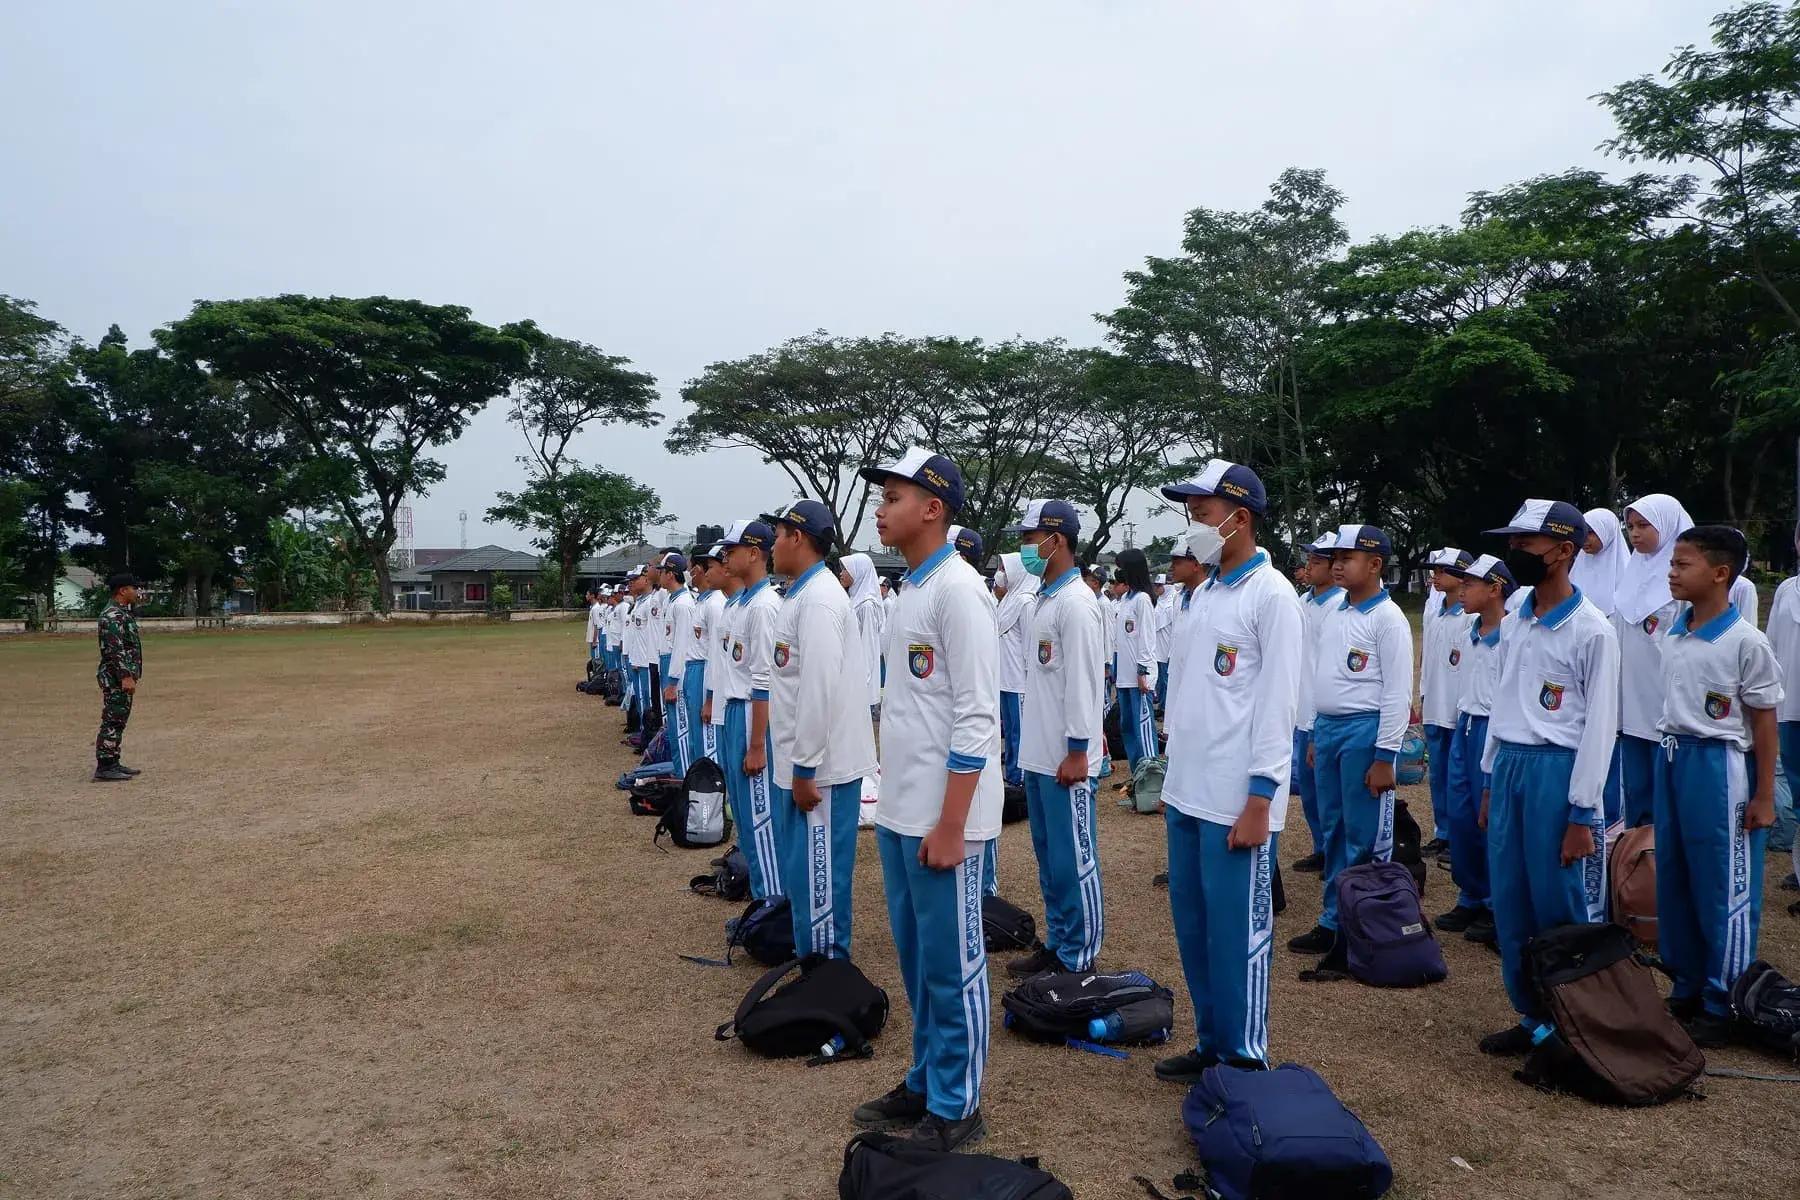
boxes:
[1,1,1716,552]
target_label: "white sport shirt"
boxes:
[1420,596,1469,728]
[622,596,645,664]
[644,586,670,662]
[1656,604,1783,751]
[1020,566,1106,778]
[1153,588,1178,665]
[1481,586,1620,819]
[736,577,781,703]
[1454,613,1504,719]
[1767,577,1800,723]
[1115,590,1157,682]
[704,588,734,724]
[586,600,603,646]
[1164,551,1304,828]
[1614,600,1679,740]
[669,587,704,677]
[877,545,1003,840]
[716,589,753,703]
[1296,585,1344,733]
[1312,590,1414,759]
[770,562,877,789]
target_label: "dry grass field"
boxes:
[2,620,1797,1200]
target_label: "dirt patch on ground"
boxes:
[2,622,1797,1199]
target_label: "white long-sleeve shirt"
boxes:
[621,596,645,665]
[703,588,732,725]
[877,545,1003,840]
[997,584,1032,696]
[1020,567,1107,778]
[1482,587,1620,820]
[1114,590,1157,683]
[1296,585,1344,733]
[1312,590,1414,759]
[1731,575,1759,627]
[669,587,704,677]
[715,590,753,702]
[1163,551,1304,828]
[1614,601,1679,740]
[770,563,877,789]
[645,587,671,662]
[737,578,780,703]
[586,601,603,646]
[1166,585,1197,701]
[1420,596,1468,728]
[1454,614,1503,719]
[854,599,885,707]
[1656,604,1783,751]
[607,601,625,650]
[1767,577,1800,722]
[1153,588,1178,665]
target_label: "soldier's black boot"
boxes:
[93,765,132,782]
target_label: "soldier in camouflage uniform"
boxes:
[94,572,143,782]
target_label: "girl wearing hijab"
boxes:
[996,552,1041,789]
[1112,548,1160,770]
[841,553,885,721]
[1616,494,1694,828]
[1571,508,1629,617]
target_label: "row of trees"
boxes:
[0,295,666,616]
[669,3,1800,572]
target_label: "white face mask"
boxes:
[1186,515,1238,566]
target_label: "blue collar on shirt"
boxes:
[1470,619,1501,647]
[737,577,771,605]
[1341,588,1391,613]
[697,589,716,600]
[902,544,957,589]
[786,561,827,597]
[1671,603,1740,642]
[1439,600,1464,618]
[1039,566,1080,598]
[1307,585,1345,607]
[1523,585,1584,631]
[1181,584,1193,611]
[1205,550,1268,590]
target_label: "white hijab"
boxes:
[843,553,881,612]
[995,552,1040,635]
[1570,508,1629,617]
[1616,493,1694,624]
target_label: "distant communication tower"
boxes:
[389,505,415,570]
[459,510,469,549]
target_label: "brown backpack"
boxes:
[1608,825,1658,947]
[1517,922,1703,1106]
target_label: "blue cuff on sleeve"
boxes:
[1247,775,1278,799]
[705,689,714,704]
[1566,803,1593,826]
[946,751,986,774]
[751,688,770,702]
[793,764,817,780]
[1480,772,1491,794]
[1372,748,1399,765]
[1067,737,1090,752]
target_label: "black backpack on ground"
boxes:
[731,895,796,966]
[1104,702,1126,761]
[624,698,641,732]
[654,757,731,849]
[629,777,679,816]
[1732,960,1800,1060]
[1392,799,1427,897]
[1516,922,1703,1105]
[690,847,750,901]
[1002,782,1028,824]
[716,955,888,1062]
[983,894,1040,953]
[1001,969,1174,1045]
[838,1131,1071,1200]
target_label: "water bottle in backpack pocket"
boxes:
[1000,969,1173,1045]
[1336,861,1447,987]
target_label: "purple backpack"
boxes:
[1337,861,1447,987]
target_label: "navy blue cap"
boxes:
[1484,499,1589,547]
[1160,459,1268,514]
[703,543,728,562]
[858,446,966,515]
[761,499,837,540]
[1452,553,1518,595]
[1005,499,1081,538]
[1329,523,1393,559]
[948,524,984,565]
[658,551,688,573]
[720,519,774,550]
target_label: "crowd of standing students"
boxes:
[580,453,1797,1151]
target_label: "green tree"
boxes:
[0,296,74,606]
[159,296,538,608]
[487,467,669,585]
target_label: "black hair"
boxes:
[803,529,833,559]
[825,554,843,577]
[1115,547,1154,596]
[1676,525,1748,583]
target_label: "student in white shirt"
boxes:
[1653,525,1782,1045]
[1153,461,1303,1081]
[994,552,1041,790]
[1153,573,1176,710]
[643,561,670,723]
[766,500,877,960]
[622,569,653,733]
[1476,500,1619,1056]
[1765,529,1800,901]
[841,553,887,721]
[999,500,1105,980]
[719,522,784,901]
[657,553,699,777]
[1164,537,1204,704]
[850,448,997,1153]
[1287,524,1413,961]
[1435,555,1515,943]
[606,589,625,675]
[1617,494,1695,828]
[1420,548,1473,853]
[1291,536,1341,875]
[1112,549,1160,771]
[1571,509,1628,617]
[700,545,738,764]
[585,587,603,664]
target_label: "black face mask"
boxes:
[1505,547,1552,588]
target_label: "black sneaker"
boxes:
[1291,852,1324,874]
[1479,1024,1534,1056]
[92,765,132,782]
[853,1083,928,1130]
[1434,905,1483,933]
[1005,947,1062,979]
[908,1110,986,1153]
[1435,848,1453,870]
[1154,1049,1219,1084]
[1463,916,1498,946]
[118,764,142,776]
[1422,837,1449,856]
[1683,1011,1731,1049]
[1780,872,1798,892]
[1151,871,1170,889]
[1665,995,1700,1022]
[1286,923,1334,954]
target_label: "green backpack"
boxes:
[1126,755,1166,814]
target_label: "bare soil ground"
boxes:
[2,620,1797,1200]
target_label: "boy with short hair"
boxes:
[659,553,698,777]
[1288,525,1413,958]
[1421,548,1474,855]
[701,546,738,764]
[1653,525,1782,1045]
[765,500,877,959]
[1291,536,1342,874]
[1477,500,1619,1055]
[719,522,784,900]
[851,448,999,1152]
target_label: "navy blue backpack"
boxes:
[1336,861,1447,988]
[1184,1063,1392,1200]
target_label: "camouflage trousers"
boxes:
[96,684,133,767]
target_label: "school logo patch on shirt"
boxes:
[1449,648,1461,667]
[1539,681,1565,712]
[731,640,744,663]
[693,625,704,641]
[1125,619,1136,634]
[774,641,791,669]
[908,643,935,679]
[1037,639,1053,665]
[1215,644,1238,676]
[1705,690,1732,720]
[1346,647,1371,673]
[1641,614,1660,636]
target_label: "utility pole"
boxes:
[1123,521,1137,549]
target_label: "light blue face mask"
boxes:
[1020,537,1056,577]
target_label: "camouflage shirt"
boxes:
[97,603,142,686]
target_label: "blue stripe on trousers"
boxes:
[1447,712,1491,910]
[773,778,860,959]
[1310,711,1393,929]
[1164,807,1272,1065]
[876,828,989,1121]
[722,698,781,900]
[1487,742,1606,1022]
[1424,722,1454,842]
[1023,771,1104,969]
[1653,736,1766,1017]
